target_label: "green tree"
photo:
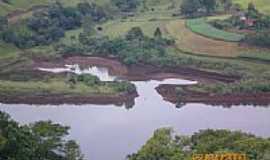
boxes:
[126,27,144,41]
[64,140,84,160]
[180,0,201,16]
[154,27,162,39]
[0,16,8,31]
[128,128,270,160]
[82,16,96,35]
[0,111,84,160]
[112,0,140,12]
[128,128,185,160]
[201,0,217,13]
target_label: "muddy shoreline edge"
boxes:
[0,92,138,106]
[156,84,270,107]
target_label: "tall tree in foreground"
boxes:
[0,111,84,160]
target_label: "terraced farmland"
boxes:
[186,18,245,42]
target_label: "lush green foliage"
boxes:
[243,31,270,48]
[0,16,8,31]
[112,0,140,12]
[0,74,136,97]
[128,128,186,160]
[1,2,108,48]
[180,0,232,16]
[234,0,270,14]
[239,52,270,62]
[68,74,136,93]
[128,128,270,160]
[0,111,84,160]
[59,26,174,65]
[58,26,251,77]
[186,18,244,42]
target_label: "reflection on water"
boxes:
[1,66,270,160]
[38,65,116,81]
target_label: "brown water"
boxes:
[1,66,270,160]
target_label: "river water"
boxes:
[0,66,270,160]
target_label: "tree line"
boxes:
[0,2,108,48]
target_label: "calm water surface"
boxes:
[1,66,270,160]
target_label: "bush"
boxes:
[244,31,270,48]
[77,74,100,86]
[196,79,270,95]
[128,128,270,160]
[112,81,136,93]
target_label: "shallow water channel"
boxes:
[1,66,270,160]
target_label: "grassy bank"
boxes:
[189,79,270,95]
[239,52,270,62]
[0,74,136,97]
[0,41,19,59]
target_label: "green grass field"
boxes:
[186,18,245,42]
[101,20,166,39]
[0,79,118,96]
[234,0,270,14]
[239,52,270,62]
[0,41,19,59]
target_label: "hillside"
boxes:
[234,0,270,14]
[0,0,179,16]
[0,0,111,16]
[2,0,268,17]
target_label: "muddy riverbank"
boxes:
[0,92,138,106]
[156,84,270,107]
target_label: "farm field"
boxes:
[166,20,249,57]
[101,20,168,39]
[239,52,270,62]
[186,18,244,42]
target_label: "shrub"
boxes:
[112,81,136,93]
[244,31,270,48]
[77,74,100,86]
